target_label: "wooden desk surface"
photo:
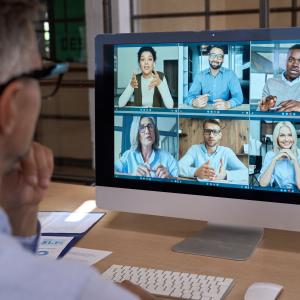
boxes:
[179,103,249,111]
[41,182,300,300]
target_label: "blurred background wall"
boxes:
[36,0,299,184]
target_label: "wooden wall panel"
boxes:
[179,118,248,166]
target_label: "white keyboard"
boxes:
[102,264,235,300]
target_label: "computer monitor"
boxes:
[95,27,300,260]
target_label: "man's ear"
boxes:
[0,81,23,136]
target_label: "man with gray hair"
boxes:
[0,1,156,299]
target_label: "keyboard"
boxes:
[102,264,235,300]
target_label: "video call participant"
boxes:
[118,46,174,109]
[184,46,243,110]
[0,1,156,299]
[259,121,300,190]
[178,119,248,182]
[115,116,178,178]
[259,44,300,112]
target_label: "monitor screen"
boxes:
[95,28,300,238]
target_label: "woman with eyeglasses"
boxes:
[115,116,178,178]
[118,46,174,109]
[259,121,300,190]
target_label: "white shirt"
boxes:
[0,208,138,300]
[118,76,174,108]
[281,72,300,86]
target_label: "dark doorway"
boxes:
[164,60,178,108]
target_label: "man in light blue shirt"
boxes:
[185,47,243,109]
[0,1,156,299]
[179,119,248,183]
[0,207,141,300]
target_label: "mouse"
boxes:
[244,282,283,300]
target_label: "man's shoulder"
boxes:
[197,68,210,76]
[0,231,102,299]
[266,75,284,84]
[219,145,235,154]
[221,67,237,77]
[188,144,203,152]
[180,144,201,158]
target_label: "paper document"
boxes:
[64,247,112,266]
[38,211,105,234]
[36,236,74,259]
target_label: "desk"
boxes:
[179,103,249,111]
[115,104,249,111]
[41,182,300,300]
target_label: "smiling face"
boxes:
[138,117,155,148]
[285,49,300,81]
[277,126,294,149]
[208,47,224,70]
[139,51,155,77]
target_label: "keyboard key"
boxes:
[102,264,234,300]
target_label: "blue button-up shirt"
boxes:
[0,208,138,300]
[259,150,300,189]
[185,67,244,107]
[178,144,248,183]
[115,148,178,177]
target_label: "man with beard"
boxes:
[178,119,247,182]
[259,44,300,112]
[184,46,243,110]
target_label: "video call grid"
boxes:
[113,40,300,194]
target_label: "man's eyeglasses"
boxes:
[139,123,155,133]
[288,57,300,65]
[204,129,221,136]
[209,53,224,60]
[0,63,69,100]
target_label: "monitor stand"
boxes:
[172,223,264,260]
